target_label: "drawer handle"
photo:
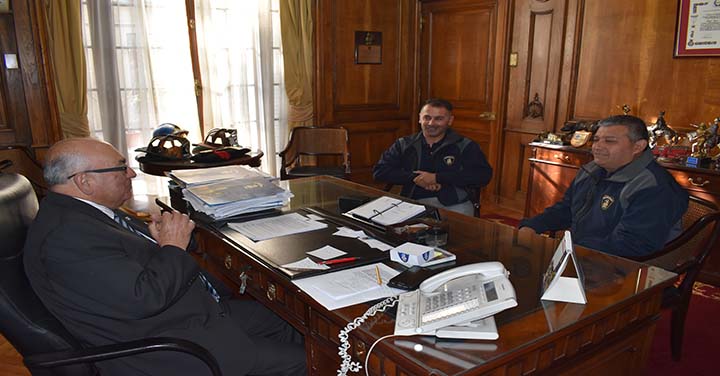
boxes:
[688,177,710,187]
[266,283,276,301]
[238,272,248,294]
[553,154,570,162]
[224,254,232,270]
[355,340,367,360]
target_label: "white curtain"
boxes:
[194,0,287,174]
[83,0,286,195]
[84,0,200,195]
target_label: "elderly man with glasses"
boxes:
[23,138,306,376]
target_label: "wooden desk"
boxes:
[136,151,264,177]
[195,176,675,375]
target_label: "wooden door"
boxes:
[418,0,509,199]
[497,0,569,212]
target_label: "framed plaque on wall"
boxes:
[354,31,382,64]
[675,0,720,57]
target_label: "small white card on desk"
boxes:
[541,231,587,304]
[305,213,325,221]
[333,226,367,238]
[361,237,393,251]
[307,245,346,260]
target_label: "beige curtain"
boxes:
[280,0,314,129]
[45,0,89,138]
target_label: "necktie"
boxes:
[113,213,145,237]
[113,211,221,302]
[198,273,221,302]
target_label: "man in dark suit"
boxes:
[23,138,306,375]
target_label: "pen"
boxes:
[319,257,361,265]
[375,265,382,285]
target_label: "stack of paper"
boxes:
[292,263,404,310]
[171,166,292,219]
[227,212,326,241]
[168,165,276,187]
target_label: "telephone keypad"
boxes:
[394,276,517,336]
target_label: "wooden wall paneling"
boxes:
[558,0,720,132]
[0,0,60,169]
[418,0,510,200]
[316,0,416,185]
[13,0,59,149]
[343,119,410,185]
[0,12,32,145]
[497,0,567,211]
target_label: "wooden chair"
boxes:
[630,195,720,361]
[278,127,350,180]
[383,183,482,218]
[0,172,222,376]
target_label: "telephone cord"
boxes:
[364,333,402,376]
[336,296,399,376]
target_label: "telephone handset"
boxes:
[394,262,517,336]
[419,261,508,293]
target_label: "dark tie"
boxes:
[112,212,220,302]
[198,273,221,302]
[113,212,145,237]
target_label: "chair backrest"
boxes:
[634,195,720,289]
[278,127,350,177]
[0,172,94,376]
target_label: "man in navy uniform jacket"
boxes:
[519,115,689,258]
[373,98,493,216]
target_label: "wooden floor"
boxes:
[0,334,30,376]
[0,201,522,376]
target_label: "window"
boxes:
[82,0,287,194]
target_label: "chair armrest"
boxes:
[24,337,222,376]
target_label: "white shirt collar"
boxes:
[73,197,115,219]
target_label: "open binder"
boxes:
[344,196,427,226]
[541,231,587,304]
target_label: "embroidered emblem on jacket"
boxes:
[600,195,614,210]
[443,156,455,166]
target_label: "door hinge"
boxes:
[194,79,201,97]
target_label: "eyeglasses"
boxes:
[67,165,130,180]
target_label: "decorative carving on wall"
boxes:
[526,93,544,119]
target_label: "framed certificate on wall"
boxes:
[675,0,720,57]
[0,0,10,13]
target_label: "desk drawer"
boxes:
[533,147,591,167]
[668,169,720,196]
[198,229,308,327]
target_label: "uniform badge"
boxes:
[600,195,614,210]
[443,156,455,166]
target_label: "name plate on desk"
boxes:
[685,156,700,168]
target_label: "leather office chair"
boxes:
[383,183,482,218]
[630,195,720,361]
[0,172,222,376]
[278,126,350,180]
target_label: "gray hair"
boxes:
[596,115,649,143]
[44,152,88,186]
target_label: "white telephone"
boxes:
[394,262,517,337]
